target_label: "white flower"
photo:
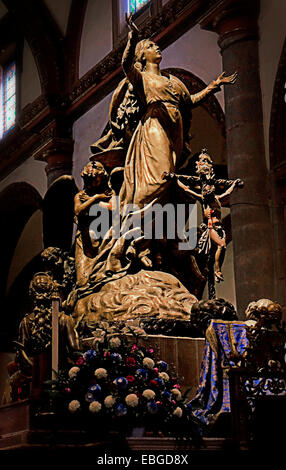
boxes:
[68,366,80,379]
[68,400,81,413]
[89,401,102,413]
[125,393,139,408]
[158,372,169,382]
[171,389,182,401]
[104,395,116,408]
[143,357,155,369]
[142,389,156,400]
[94,368,108,379]
[109,336,121,349]
[173,407,183,418]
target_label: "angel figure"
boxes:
[118,13,237,210]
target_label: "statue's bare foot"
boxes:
[215,271,224,283]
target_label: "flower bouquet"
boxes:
[44,322,202,441]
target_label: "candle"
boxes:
[51,298,59,381]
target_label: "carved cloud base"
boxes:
[73,269,197,326]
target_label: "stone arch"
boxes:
[65,0,88,92]
[2,0,65,94]
[0,182,42,350]
[0,182,42,299]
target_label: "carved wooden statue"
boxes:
[163,149,243,298]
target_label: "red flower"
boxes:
[126,375,135,382]
[76,357,85,365]
[126,357,136,367]
[150,380,159,387]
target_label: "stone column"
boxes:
[202,1,274,316]
[43,138,74,188]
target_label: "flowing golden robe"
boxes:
[119,67,195,208]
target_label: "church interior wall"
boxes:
[6,209,43,295]
[72,91,113,188]
[160,24,224,109]
[20,40,42,110]
[259,0,286,168]
[79,0,113,78]
[0,157,47,198]
[43,0,72,36]
[0,1,7,20]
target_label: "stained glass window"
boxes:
[0,62,16,139]
[128,0,151,15]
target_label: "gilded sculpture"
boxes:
[163,149,244,297]
[15,15,240,354]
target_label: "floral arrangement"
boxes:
[48,322,201,440]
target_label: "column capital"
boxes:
[32,126,74,186]
[200,0,260,51]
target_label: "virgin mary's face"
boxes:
[142,40,162,64]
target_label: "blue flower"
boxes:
[161,391,171,400]
[157,360,168,371]
[84,350,97,362]
[86,384,102,401]
[147,401,158,414]
[115,403,127,417]
[114,377,128,390]
[136,369,148,380]
[153,377,163,386]
[111,353,122,362]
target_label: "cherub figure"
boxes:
[74,161,112,286]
